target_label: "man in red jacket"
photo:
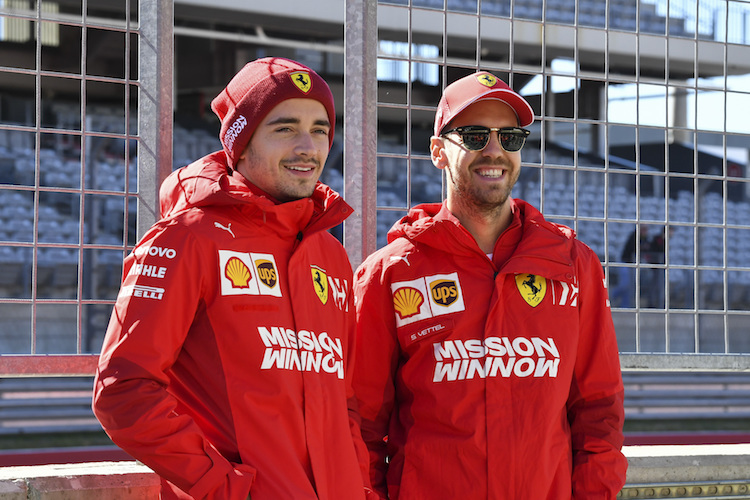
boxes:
[353,71,628,499]
[93,57,377,500]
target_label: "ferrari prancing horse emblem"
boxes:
[515,273,547,307]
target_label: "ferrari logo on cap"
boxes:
[311,265,328,304]
[477,73,498,88]
[291,71,312,93]
[515,273,547,307]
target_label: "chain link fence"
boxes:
[1,0,749,373]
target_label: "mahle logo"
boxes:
[255,259,277,289]
[430,279,459,307]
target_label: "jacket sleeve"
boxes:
[352,258,400,498]
[92,225,255,499]
[568,244,628,499]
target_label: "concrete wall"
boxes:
[0,445,749,499]
[0,461,159,499]
[622,444,750,498]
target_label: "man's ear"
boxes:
[430,136,447,170]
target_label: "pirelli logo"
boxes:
[120,284,165,300]
[391,272,465,327]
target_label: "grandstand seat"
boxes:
[623,371,750,421]
[480,0,509,16]
[5,219,33,243]
[34,247,77,292]
[446,0,477,13]
[668,245,691,266]
[58,220,80,244]
[0,377,100,436]
[0,247,24,289]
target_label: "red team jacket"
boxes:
[353,200,628,499]
[93,152,373,499]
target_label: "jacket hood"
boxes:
[159,150,352,233]
[387,199,577,279]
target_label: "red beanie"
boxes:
[211,57,336,167]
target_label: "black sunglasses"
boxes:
[441,126,530,152]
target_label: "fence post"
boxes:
[137,0,174,238]
[343,0,378,269]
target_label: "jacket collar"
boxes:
[387,199,576,281]
[159,150,352,237]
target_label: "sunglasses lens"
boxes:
[500,131,526,152]
[447,127,528,152]
[460,130,489,150]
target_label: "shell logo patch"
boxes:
[311,265,328,304]
[477,73,498,88]
[391,272,465,327]
[393,287,425,319]
[290,71,312,93]
[515,273,547,307]
[255,259,277,288]
[225,256,252,288]
[219,250,282,297]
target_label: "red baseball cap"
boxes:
[434,71,534,136]
[211,57,336,168]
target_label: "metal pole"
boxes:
[137,0,174,238]
[343,0,378,269]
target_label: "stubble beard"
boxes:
[244,148,322,202]
[448,160,519,218]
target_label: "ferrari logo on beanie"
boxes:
[477,73,498,88]
[290,71,312,93]
[210,58,336,167]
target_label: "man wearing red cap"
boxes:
[352,71,627,499]
[93,58,378,500]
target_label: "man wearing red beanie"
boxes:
[93,58,379,500]
[352,71,627,499]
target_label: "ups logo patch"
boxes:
[429,279,459,307]
[255,259,277,288]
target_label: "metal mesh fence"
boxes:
[0,0,749,373]
[370,0,750,369]
[0,0,140,368]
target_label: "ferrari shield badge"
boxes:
[290,71,312,93]
[476,73,497,88]
[311,265,328,304]
[514,273,546,307]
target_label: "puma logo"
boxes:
[389,255,411,266]
[214,221,235,238]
